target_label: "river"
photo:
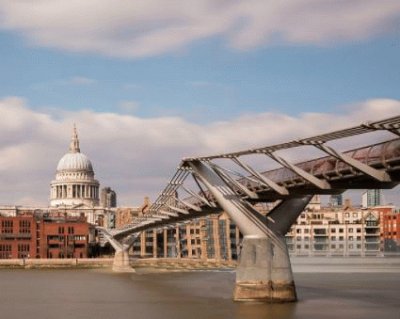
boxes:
[0,267,398,319]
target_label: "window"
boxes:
[339,228,344,233]
[331,228,336,233]
[19,220,31,234]
[0,244,12,259]
[349,228,353,233]
[1,220,13,234]
[17,244,30,258]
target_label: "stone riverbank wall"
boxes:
[0,258,113,269]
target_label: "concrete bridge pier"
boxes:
[188,161,312,303]
[112,249,134,272]
[234,235,296,302]
[100,228,136,272]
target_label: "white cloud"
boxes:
[0,0,399,58]
[0,96,399,207]
[69,76,96,86]
[118,100,140,114]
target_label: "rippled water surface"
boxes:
[0,269,398,319]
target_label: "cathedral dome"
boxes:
[50,125,100,207]
[57,152,93,172]
[56,125,94,172]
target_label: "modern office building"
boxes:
[330,194,343,207]
[362,189,383,208]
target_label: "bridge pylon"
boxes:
[100,228,136,272]
[188,160,311,302]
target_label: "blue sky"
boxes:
[1,27,399,122]
[0,1,400,206]
[0,32,400,122]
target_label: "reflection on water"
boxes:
[0,269,398,319]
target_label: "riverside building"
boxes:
[0,212,93,259]
[126,196,396,260]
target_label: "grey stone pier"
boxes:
[112,250,134,272]
[100,228,136,273]
[234,236,296,302]
[188,160,311,303]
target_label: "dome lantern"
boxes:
[69,124,80,153]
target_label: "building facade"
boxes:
[362,189,383,208]
[377,206,400,252]
[286,208,381,256]
[130,212,242,261]
[0,212,93,259]
[124,196,394,261]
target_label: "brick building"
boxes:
[0,212,93,259]
[377,206,400,252]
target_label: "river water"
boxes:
[0,268,398,319]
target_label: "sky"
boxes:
[0,0,399,207]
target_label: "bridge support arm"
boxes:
[100,228,135,272]
[187,160,300,302]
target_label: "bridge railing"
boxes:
[108,115,400,238]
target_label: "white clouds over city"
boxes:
[0,96,399,206]
[0,0,399,58]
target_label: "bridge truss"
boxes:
[101,114,400,302]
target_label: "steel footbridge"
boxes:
[100,114,400,302]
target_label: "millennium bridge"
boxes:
[100,114,400,302]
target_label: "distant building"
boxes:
[100,187,117,208]
[376,206,400,252]
[286,208,381,257]
[130,212,241,261]
[330,194,343,207]
[0,212,93,259]
[362,189,383,208]
[123,197,389,260]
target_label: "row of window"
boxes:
[58,227,75,234]
[0,220,32,234]
[292,243,371,250]
[295,227,362,234]
[295,236,371,241]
